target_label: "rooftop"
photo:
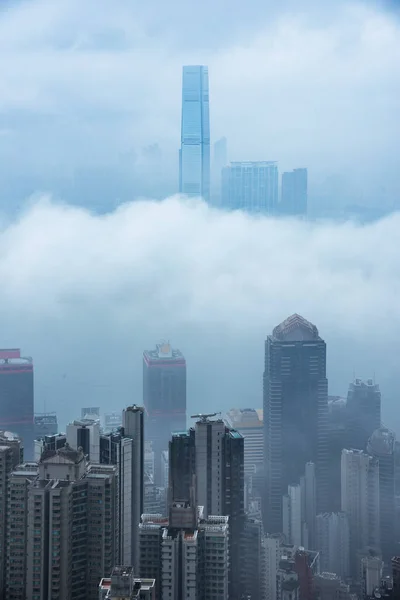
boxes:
[368,427,396,456]
[143,342,185,364]
[272,314,320,342]
[225,408,263,428]
[40,443,85,465]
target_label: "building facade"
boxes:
[264,314,329,532]
[221,161,278,213]
[315,512,350,581]
[341,449,380,578]
[367,427,396,567]
[0,348,34,459]
[143,343,186,484]
[280,168,308,216]
[346,378,381,452]
[179,65,210,202]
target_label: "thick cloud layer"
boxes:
[2,197,400,431]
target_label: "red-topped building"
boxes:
[143,342,186,484]
[0,349,34,460]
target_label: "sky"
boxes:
[0,0,399,431]
[0,0,399,210]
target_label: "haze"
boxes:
[0,0,399,430]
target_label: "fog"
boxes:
[1,196,400,431]
[0,0,399,212]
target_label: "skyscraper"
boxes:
[0,348,34,459]
[143,342,186,484]
[263,314,329,532]
[367,427,396,566]
[316,512,350,580]
[280,168,308,216]
[346,378,381,452]
[221,161,278,213]
[168,415,245,598]
[179,65,210,201]
[341,449,380,577]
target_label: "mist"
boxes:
[1,196,399,431]
[0,0,399,214]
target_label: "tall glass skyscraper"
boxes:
[179,65,210,202]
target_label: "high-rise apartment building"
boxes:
[121,405,144,571]
[282,463,316,550]
[143,342,186,484]
[221,161,278,213]
[264,314,329,532]
[99,566,156,600]
[326,397,348,512]
[179,65,210,201]
[0,434,23,592]
[139,508,229,600]
[283,484,303,546]
[6,446,119,600]
[315,512,350,581]
[367,427,396,567]
[346,378,381,452]
[280,168,308,216]
[341,449,380,577]
[0,348,34,459]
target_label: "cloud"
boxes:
[0,0,398,210]
[2,196,400,431]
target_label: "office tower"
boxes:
[300,462,317,549]
[99,566,156,600]
[212,136,228,205]
[81,406,101,421]
[341,449,380,577]
[280,168,308,216]
[0,348,34,459]
[264,314,329,532]
[314,573,352,600]
[139,509,229,600]
[326,397,348,512]
[283,484,303,546]
[104,411,122,434]
[168,429,196,504]
[66,418,101,462]
[0,434,23,592]
[346,378,381,452]
[34,412,58,439]
[367,427,396,567]
[6,446,119,600]
[224,408,264,475]
[143,342,186,484]
[221,161,278,213]
[316,512,350,580]
[179,65,210,201]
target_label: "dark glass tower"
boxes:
[0,349,34,460]
[168,416,245,598]
[263,314,328,533]
[346,378,381,451]
[143,342,186,483]
[367,427,396,567]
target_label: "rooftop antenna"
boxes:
[191,412,220,423]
